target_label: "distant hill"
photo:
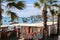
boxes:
[2,15,57,25]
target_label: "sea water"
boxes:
[2,17,57,25]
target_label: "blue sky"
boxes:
[25,0,37,4]
[2,0,60,17]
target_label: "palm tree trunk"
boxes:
[52,16,54,27]
[43,9,48,40]
[0,14,2,25]
[52,16,55,34]
[57,14,60,35]
[0,0,2,25]
[0,0,2,38]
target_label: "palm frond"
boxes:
[47,5,51,9]
[17,1,25,9]
[47,0,58,4]
[1,0,3,2]
[57,5,60,8]
[54,12,57,16]
[52,0,58,3]
[7,11,11,15]
[0,14,2,24]
[52,4,58,7]
[34,2,41,8]
[7,0,15,1]
[50,9,57,16]
[7,1,25,10]
[0,5,4,25]
[0,9,2,24]
[7,11,18,21]
[0,8,4,14]
[11,12,18,21]
[39,0,46,3]
[7,2,17,8]
[50,10,54,15]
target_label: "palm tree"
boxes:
[34,0,58,39]
[34,0,48,40]
[48,0,58,35]
[48,0,60,36]
[0,0,25,25]
[0,0,3,25]
[57,13,60,35]
[57,5,60,35]
[50,9,57,34]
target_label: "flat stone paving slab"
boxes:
[58,35,60,40]
[0,37,18,40]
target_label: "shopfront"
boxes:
[21,26,44,39]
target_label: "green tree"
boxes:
[0,0,25,25]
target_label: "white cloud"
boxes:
[26,4,34,7]
[2,3,43,17]
[16,4,43,17]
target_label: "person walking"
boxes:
[29,33,33,40]
[37,32,43,40]
[15,28,18,37]
[33,32,38,40]
[1,30,8,40]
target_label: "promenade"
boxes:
[0,35,60,40]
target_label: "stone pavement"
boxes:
[0,36,60,40]
[48,36,59,40]
[0,36,19,40]
[58,35,60,40]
